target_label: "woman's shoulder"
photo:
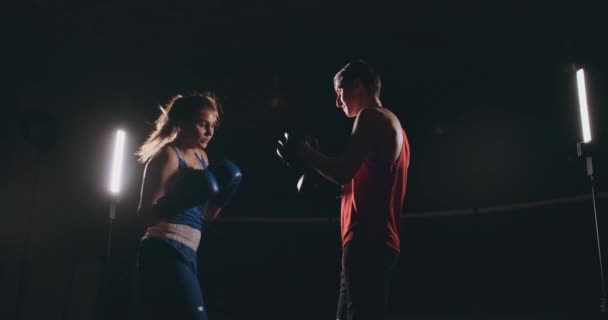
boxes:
[146,145,180,170]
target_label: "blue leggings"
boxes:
[137,238,208,320]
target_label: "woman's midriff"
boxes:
[145,221,201,251]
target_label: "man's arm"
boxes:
[203,207,222,221]
[301,108,382,185]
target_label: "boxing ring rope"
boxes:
[217,191,608,223]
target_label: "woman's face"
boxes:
[182,108,218,149]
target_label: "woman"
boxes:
[135,92,242,320]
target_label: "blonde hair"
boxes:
[136,92,220,163]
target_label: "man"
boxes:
[279,59,410,319]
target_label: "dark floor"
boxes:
[2,200,608,320]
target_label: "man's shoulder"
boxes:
[358,107,388,123]
[358,107,401,131]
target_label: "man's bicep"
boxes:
[341,110,379,179]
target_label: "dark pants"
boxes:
[137,238,208,320]
[336,240,399,320]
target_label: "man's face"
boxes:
[335,82,359,118]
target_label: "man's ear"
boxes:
[352,78,365,91]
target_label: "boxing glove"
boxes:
[276,131,319,171]
[156,169,220,217]
[297,169,341,201]
[208,160,243,208]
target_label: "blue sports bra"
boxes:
[163,144,208,231]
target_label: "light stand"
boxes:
[575,68,606,313]
[94,129,126,320]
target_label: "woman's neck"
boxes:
[173,139,200,154]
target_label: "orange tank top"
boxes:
[340,128,410,252]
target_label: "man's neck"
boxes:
[357,96,382,113]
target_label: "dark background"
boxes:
[2,1,608,319]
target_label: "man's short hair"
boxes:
[334,59,381,97]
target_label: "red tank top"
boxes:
[340,128,410,252]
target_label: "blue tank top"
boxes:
[163,144,208,231]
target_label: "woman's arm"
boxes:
[196,149,222,221]
[202,160,243,222]
[137,147,180,228]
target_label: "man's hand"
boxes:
[276,131,318,170]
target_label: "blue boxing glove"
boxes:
[208,160,243,208]
[156,169,220,217]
